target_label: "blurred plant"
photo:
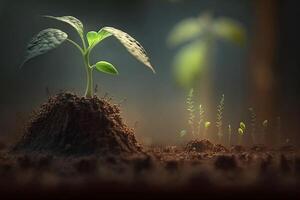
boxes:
[216,94,225,142]
[197,104,205,137]
[248,107,257,144]
[179,130,187,137]
[20,15,154,98]
[238,122,246,145]
[276,116,281,145]
[186,88,196,137]
[228,124,232,146]
[262,120,268,143]
[167,12,246,88]
[203,121,211,139]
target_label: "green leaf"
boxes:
[167,12,212,46]
[21,28,68,66]
[213,18,246,46]
[173,40,207,88]
[44,15,84,37]
[205,121,211,129]
[86,31,100,46]
[95,61,118,75]
[102,27,155,73]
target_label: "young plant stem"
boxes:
[84,51,94,98]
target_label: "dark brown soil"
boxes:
[12,93,142,156]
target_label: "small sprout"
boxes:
[237,127,244,145]
[262,120,269,144]
[216,94,225,143]
[203,121,211,139]
[21,15,155,98]
[197,104,205,137]
[263,120,268,128]
[228,124,232,146]
[205,121,211,128]
[186,88,195,137]
[179,130,187,137]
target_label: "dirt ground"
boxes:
[0,141,299,199]
[0,93,299,199]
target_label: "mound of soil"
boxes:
[13,93,142,156]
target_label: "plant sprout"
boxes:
[167,12,246,88]
[21,15,155,98]
[228,124,232,146]
[203,121,211,139]
[186,88,196,137]
[262,120,268,143]
[238,121,246,145]
[216,94,225,142]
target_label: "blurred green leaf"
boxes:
[95,61,118,75]
[167,18,202,46]
[213,18,246,46]
[173,41,207,88]
[238,128,244,135]
[205,121,211,128]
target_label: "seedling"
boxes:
[262,120,268,143]
[237,121,246,145]
[203,121,211,139]
[228,124,232,146]
[186,88,196,137]
[21,15,155,98]
[197,104,205,137]
[216,94,225,142]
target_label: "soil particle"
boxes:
[12,93,142,156]
[213,144,229,153]
[230,145,246,153]
[251,144,268,152]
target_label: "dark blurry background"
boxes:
[0,0,299,145]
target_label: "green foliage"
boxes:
[237,121,246,145]
[216,94,225,142]
[21,15,154,97]
[95,61,118,75]
[186,88,195,137]
[168,12,246,88]
[205,121,211,129]
[262,120,268,128]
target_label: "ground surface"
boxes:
[0,141,299,199]
[0,93,299,199]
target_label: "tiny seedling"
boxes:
[21,15,155,98]
[203,121,211,139]
[237,121,246,145]
[216,94,225,142]
[186,88,196,137]
[262,120,268,143]
[228,124,232,146]
[197,104,205,137]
